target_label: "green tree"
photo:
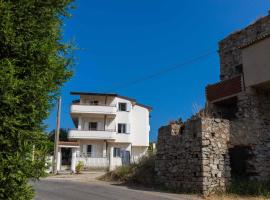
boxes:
[0,1,74,199]
[47,128,69,154]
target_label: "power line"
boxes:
[107,49,217,91]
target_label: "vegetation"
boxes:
[47,128,69,154]
[227,179,270,197]
[75,161,84,174]
[0,1,74,199]
[100,154,159,187]
[100,154,270,199]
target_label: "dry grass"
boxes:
[206,195,269,200]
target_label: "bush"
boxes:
[227,178,270,197]
[0,0,74,199]
[100,154,159,187]
[75,161,84,174]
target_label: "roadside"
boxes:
[35,172,268,200]
[33,172,202,200]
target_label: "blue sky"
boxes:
[46,0,270,141]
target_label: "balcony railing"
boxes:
[68,129,116,140]
[70,103,117,115]
[206,75,243,103]
[72,102,116,107]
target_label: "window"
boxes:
[118,103,127,111]
[113,148,121,157]
[235,64,243,74]
[90,100,99,105]
[89,122,98,130]
[118,123,126,133]
[87,145,92,157]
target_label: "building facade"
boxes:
[57,92,151,172]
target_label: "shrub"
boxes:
[227,178,270,197]
[99,154,159,187]
[75,161,84,174]
[0,1,74,199]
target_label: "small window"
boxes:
[113,148,121,157]
[118,123,126,133]
[89,122,98,130]
[90,100,99,105]
[87,145,92,157]
[235,64,243,74]
[118,103,127,111]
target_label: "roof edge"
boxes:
[70,91,152,111]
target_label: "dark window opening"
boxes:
[118,103,127,111]
[89,122,98,130]
[118,123,127,133]
[229,146,256,179]
[215,97,238,120]
[87,145,92,157]
[113,148,121,157]
[235,64,243,74]
[90,100,99,105]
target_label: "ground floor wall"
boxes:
[228,89,270,180]
[73,140,148,170]
[131,146,148,163]
[155,117,230,195]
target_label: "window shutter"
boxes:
[126,123,130,134]
[126,103,131,111]
[97,122,102,130]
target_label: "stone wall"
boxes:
[155,117,230,195]
[213,11,270,180]
[229,88,270,179]
[219,13,270,80]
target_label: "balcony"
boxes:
[206,75,243,103]
[68,129,116,140]
[70,103,117,115]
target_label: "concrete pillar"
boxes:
[109,145,114,171]
[103,141,107,157]
[71,148,76,173]
[56,147,61,172]
[78,117,82,130]
[127,143,132,163]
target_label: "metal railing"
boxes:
[69,128,116,132]
[72,102,116,107]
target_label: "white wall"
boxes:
[75,95,150,148]
[243,37,270,88]
[80,95,115,106]
[131,146,148,163]
[79,116,115,131]
[79,140,105,157]
[130,105,150,146]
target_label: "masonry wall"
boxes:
[212,12,270,180]
[155,117,230,195]
[229,88,270,179]
[219,13,270,80]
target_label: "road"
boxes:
[32,179,201,200]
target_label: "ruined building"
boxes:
[155,12,270,194]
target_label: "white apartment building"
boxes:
[56,92,151,172]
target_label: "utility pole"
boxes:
[53,97,61,174]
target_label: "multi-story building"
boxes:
[57,92,151,172]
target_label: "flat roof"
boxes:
[70,91,152,111]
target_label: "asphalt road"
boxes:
[32,179,201,200]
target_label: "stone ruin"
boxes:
[155,12,270,195]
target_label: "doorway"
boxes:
[229,146,255,179]
[61,148,71,170]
